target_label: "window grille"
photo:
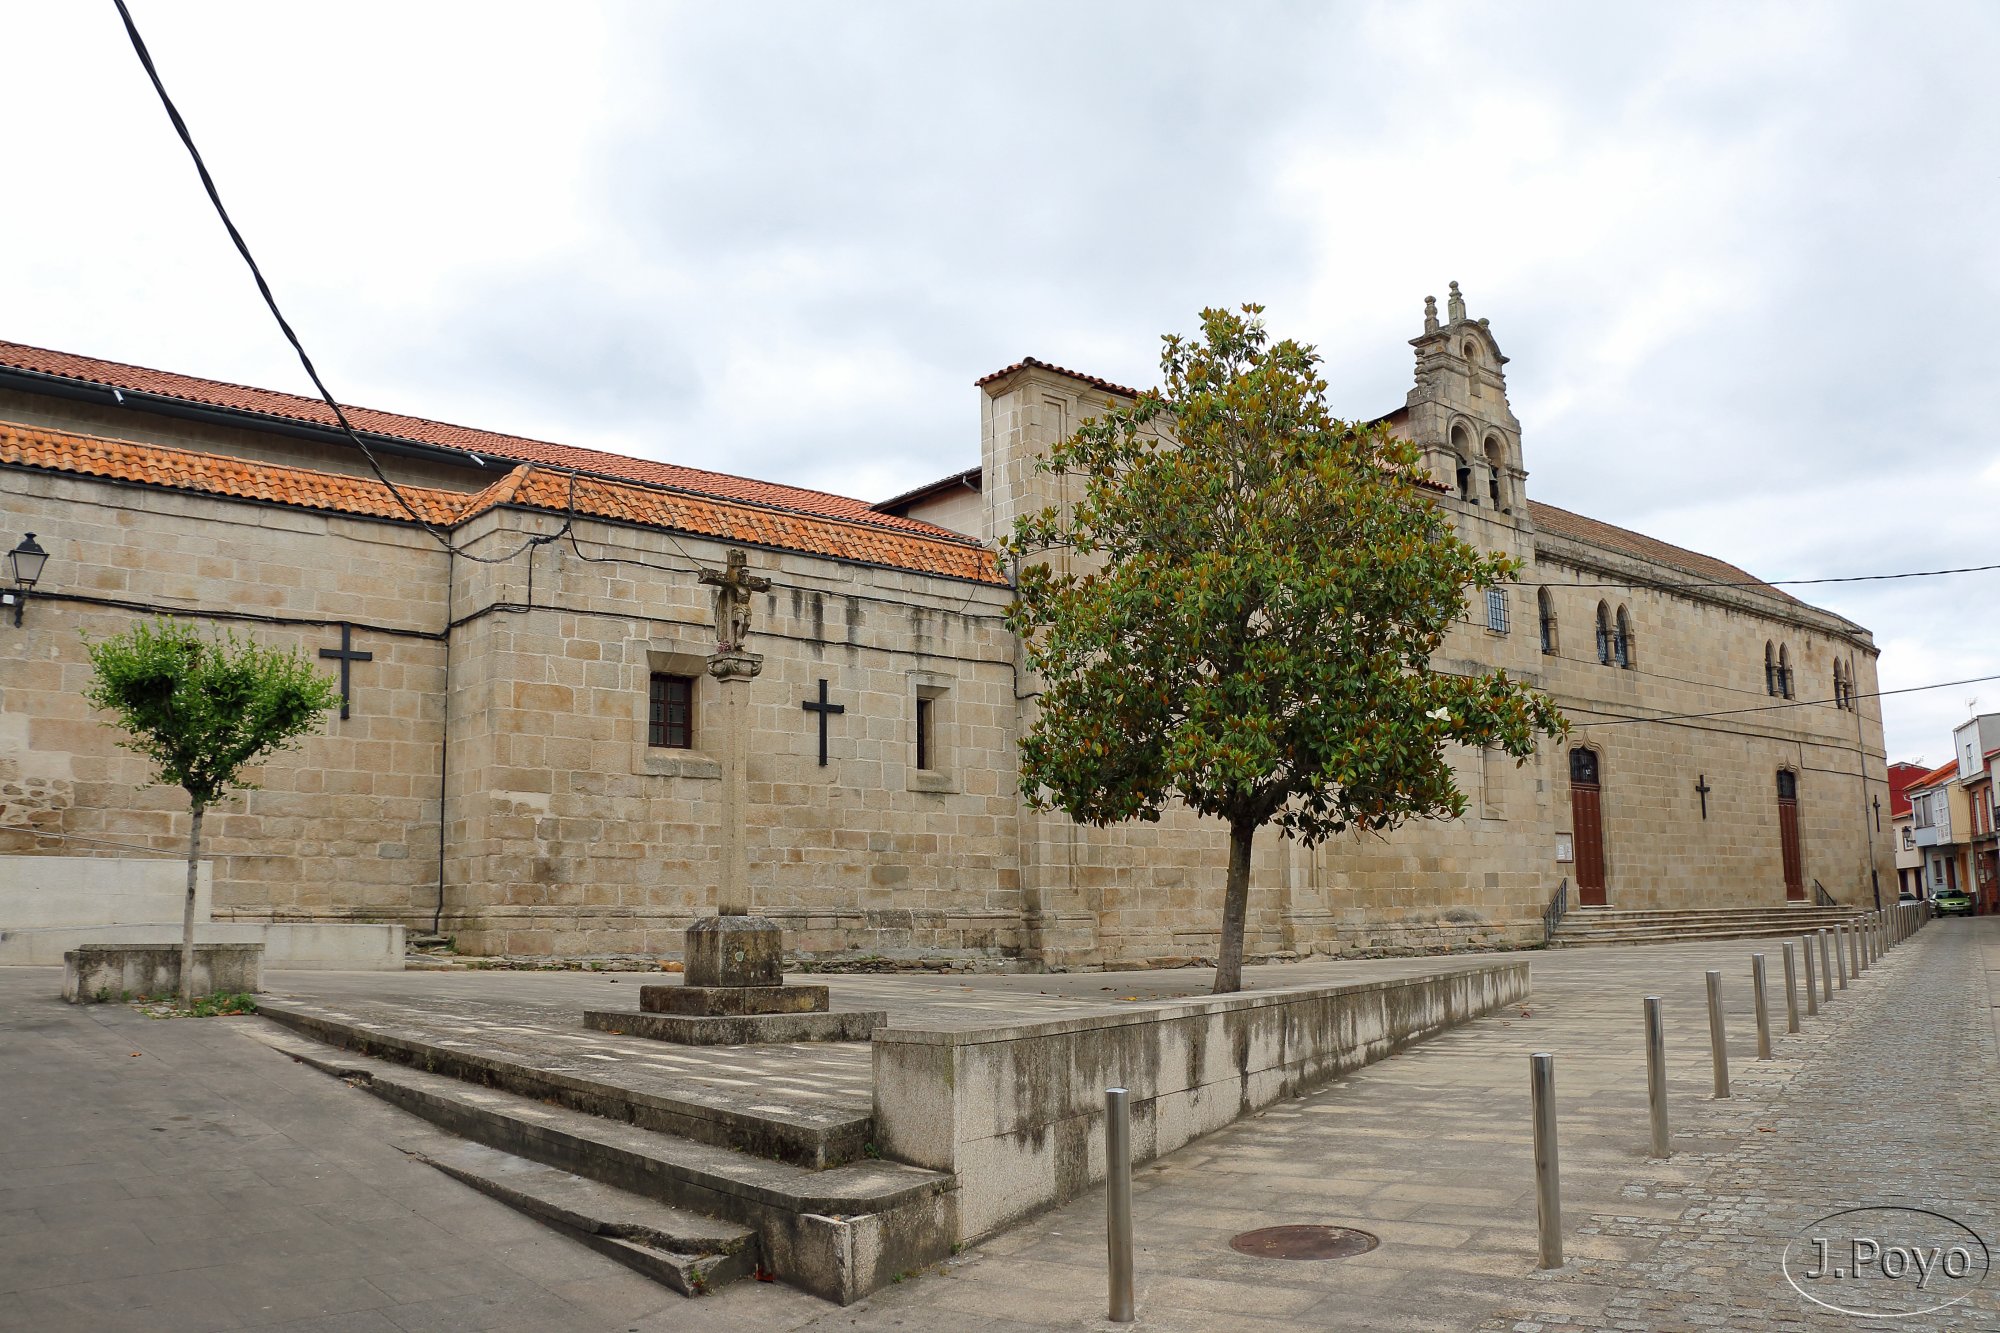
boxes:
[1486,588,1509,634]
[648,673,694,749]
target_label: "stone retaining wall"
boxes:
[871,960,1530,1241]
[63,942,264,1002]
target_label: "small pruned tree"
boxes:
[1006,305,1568,993]
[84,619,337,1006]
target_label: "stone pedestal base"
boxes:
[684,915,785,989]
[583,1008,885,1045]
[641,984,829,1016]
[587,914,863,1044]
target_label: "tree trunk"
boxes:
[1212,817,1257,994]
[180,803,204,1008]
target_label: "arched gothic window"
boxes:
[1484,437,1506,511]
[1765,641,1778,696]
[1596,602,1613,665]
[1833,659,1848,709]
[1614,606,1633,669]
[1778,644,1794,699]
[1538,588,1558,655]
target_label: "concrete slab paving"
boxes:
[1,921,1991,1330]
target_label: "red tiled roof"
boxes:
[974,357,1143,399]
[1528,500,1796,603]
[1906,759,1960,794]
[0,420,465,525]
[875,466,980,513]
[1,422,1008,586]
[0,339,966,542]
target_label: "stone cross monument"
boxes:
[600,548,882,1043]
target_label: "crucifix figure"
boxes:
[318,623,372,721]
[1872,794,1881,832]
[1695,773,1712,820]
[698,549,771,654]
[801,678,845,767]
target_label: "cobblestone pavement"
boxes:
[1472,917,2000,1333]
[2,923,1991,1331]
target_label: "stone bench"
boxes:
[63,942,264,1003]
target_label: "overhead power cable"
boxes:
[1569,670,2000,730]
[110,0,565,566]
[1553,559,2000,594]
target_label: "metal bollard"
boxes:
[1782,942,1800,1033]
[1751,953,1772,1059]
[1834,925,1849,990]
[1530,1052,1563,1269]
[1818,930,1834,1004]
[1105,1087,1134,1323]
[1852,918,1865,975]
[1644,997,1670,1158]
[1802,935,1819,1016]
[1705,970,1730,1098]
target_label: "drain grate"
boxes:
[1229,1224,1379,1261]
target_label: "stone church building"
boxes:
[0,290,1895,967]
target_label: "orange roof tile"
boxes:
[1,422,1008,587]
[974,357,1143,399]
[1529,500,1795,603]
[0,338,964,541]
[0,420,465,524]
[1906,759,1961,794]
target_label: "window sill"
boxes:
[640,750,722,780]
[908,770,957,794]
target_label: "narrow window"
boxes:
[1596,602,1612,665]
[1538,588,1557,655]
[1615,606,1633,669]
[1777,769,1798,800]
[915,696,933,771]
[1779,644,1794,699]
[648,673,694,749]
[1765,641,1777,696]
[1486,588,1510,634]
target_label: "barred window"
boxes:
[648,673,694,749]
[1486,588,1510,634]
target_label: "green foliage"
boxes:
[1005,306,1567,990]
[83,618,338,810]
[186,991,259,1017]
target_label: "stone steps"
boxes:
[256,999,869,1168]
[400,1139,756,1297]
[1552,905,1867,948]
[255,1024,953,1305]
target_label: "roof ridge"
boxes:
[1,419,1007,587]
[0,337,974,545]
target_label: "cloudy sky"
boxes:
[6,2,1997,762]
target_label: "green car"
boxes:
[1933,886,1975,917]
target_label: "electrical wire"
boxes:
[1545,560,2000,594]
[111,0,564,567]
[1566,671,2000,730]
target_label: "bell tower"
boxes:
[1401,282,1527,521]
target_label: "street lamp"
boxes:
[8,533,48,627]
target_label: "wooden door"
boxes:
[1569,748,1606,906]
[1777,770,1804,900]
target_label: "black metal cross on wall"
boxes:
[318,623,372,721]
[1695,773,1712,819]
[801,678,845,767]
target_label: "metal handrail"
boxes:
[1811,879,1837,908]
[1543,877,1570,942]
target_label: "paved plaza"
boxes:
[1,921,1993,1331]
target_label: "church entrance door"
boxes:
[1777,770,1805,900]
[1569,748,1606,906]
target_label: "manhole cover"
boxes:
[1229,1225,1379,1261]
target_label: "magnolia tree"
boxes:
[1005,305,1568,993]
[84,619,337,1006]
